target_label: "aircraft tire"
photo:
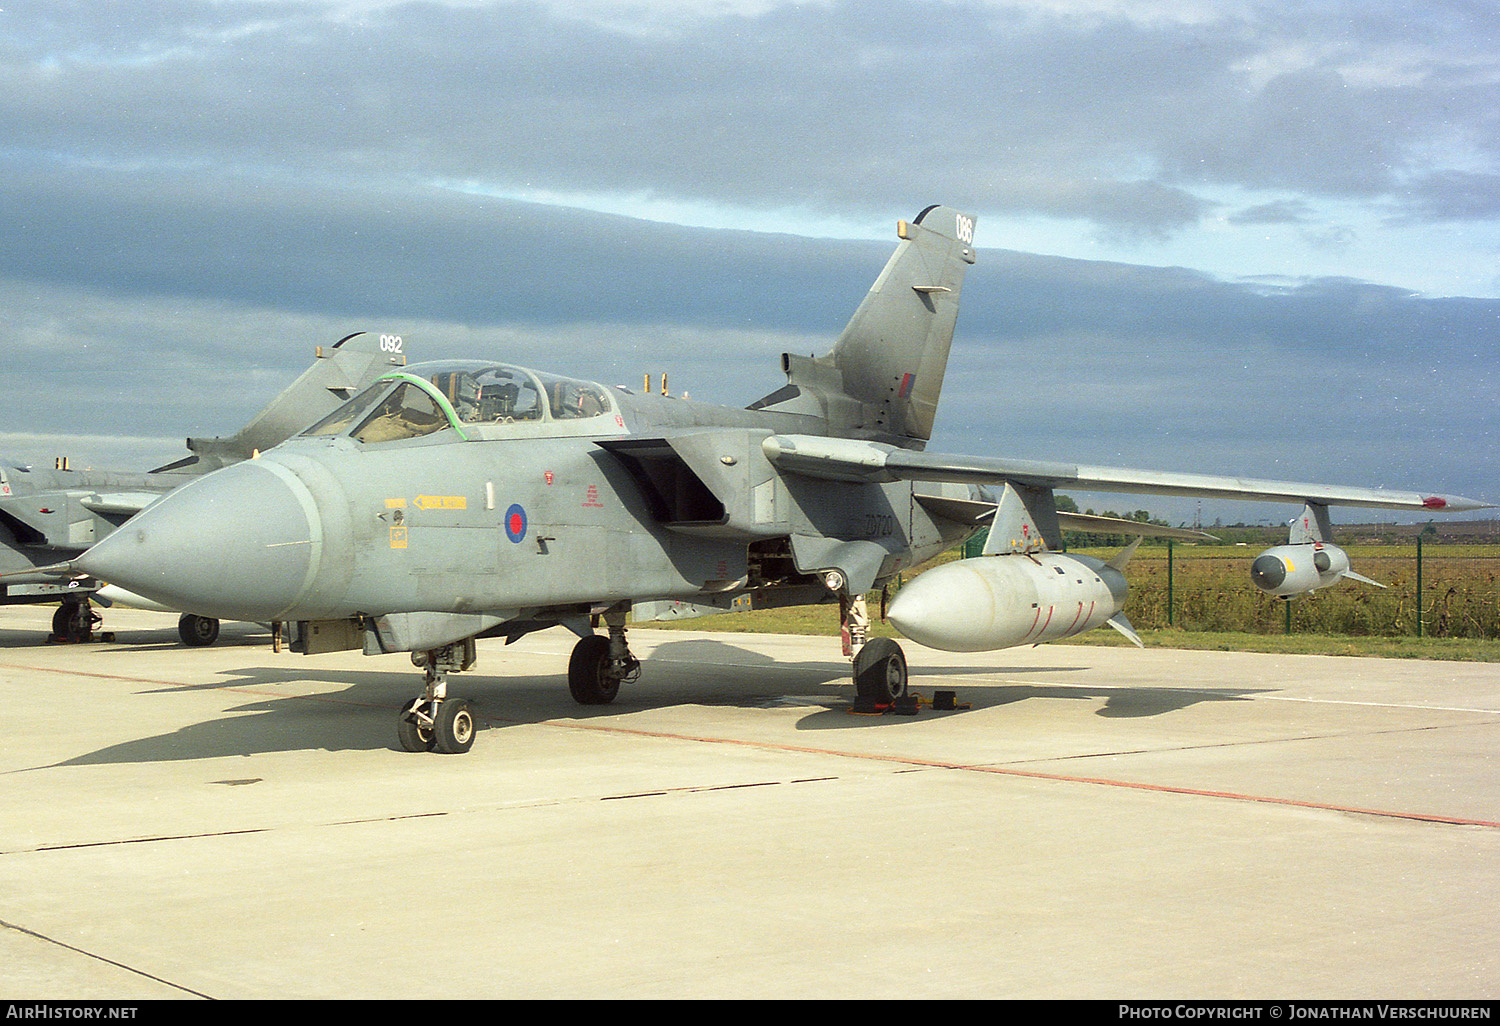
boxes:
[178,614,221,647]
[397,701,436,753]
[853,637,908,704]
[568,634,620,705]
[52,600,93,643]
[432,699,476,755]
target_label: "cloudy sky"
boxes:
[2,0,1496,525]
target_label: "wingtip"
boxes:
[1423,494,1496,513]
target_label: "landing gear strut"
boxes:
[853,636,909,705]
[50,598,103,644]
[831,577,908,707]
[568,608,640,705]
[398,639,477,754]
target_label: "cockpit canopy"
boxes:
[301,360,615,445]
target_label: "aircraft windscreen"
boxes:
[350,382,450,444]
[301,382,391,438]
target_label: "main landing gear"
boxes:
[177,613,221,647]
[568,611,640,705]
[48,600,221,648]
[838,582,909,709]
[50,598,104,644]
[852,636,909,706]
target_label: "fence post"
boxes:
[1415,535,1423,638]
[1166,539,1174,626]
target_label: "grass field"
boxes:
[1093,543,1500,640]
[638,542,1500,662]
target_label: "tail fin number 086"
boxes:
[955,214,974,245]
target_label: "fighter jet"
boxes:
[70,206,1489,754]
[2,332,405,642]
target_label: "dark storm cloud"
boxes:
[1405,171,1500,221]
[1,156,1491,514]
[1229,199,1315,226]
[4,1,1497,242]
[0,1,1493,517]
[0,159,886,330]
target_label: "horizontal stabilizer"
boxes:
[79,492,159,516]
[155,332,406,474]
[1058,511,1218,542]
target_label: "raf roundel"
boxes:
[504,503,527,543]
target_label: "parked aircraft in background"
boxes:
[1,332,404,643]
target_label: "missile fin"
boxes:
[1106,612,1145,648]
[1341,569,1387,589]
[1105,536,1144,572]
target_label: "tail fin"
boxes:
[152,332,406,473]
[752,205,976,445]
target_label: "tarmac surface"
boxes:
[1,603,1498,999]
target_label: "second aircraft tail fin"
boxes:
[152,332,406,474]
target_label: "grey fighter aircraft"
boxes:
[2,332,405,642]
[69,206,1489,754]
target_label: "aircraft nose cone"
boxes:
[76,461,320,621]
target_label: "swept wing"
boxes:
[762,434,1490,513]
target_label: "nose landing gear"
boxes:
[398,639,478,754]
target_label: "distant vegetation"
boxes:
[1072,542,1500,641]
[642,515,1500,660]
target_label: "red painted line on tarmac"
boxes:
[14,660,1497,830]
[0,661,392,709]
[0,662,189,688]
[541,718,1500,830]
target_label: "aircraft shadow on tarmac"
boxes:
[641,637,1265,726]
[26,634,1267,768]
[0,621,273,651]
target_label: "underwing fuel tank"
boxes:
[1249,542,1381,598]
[887,552,1129,653]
